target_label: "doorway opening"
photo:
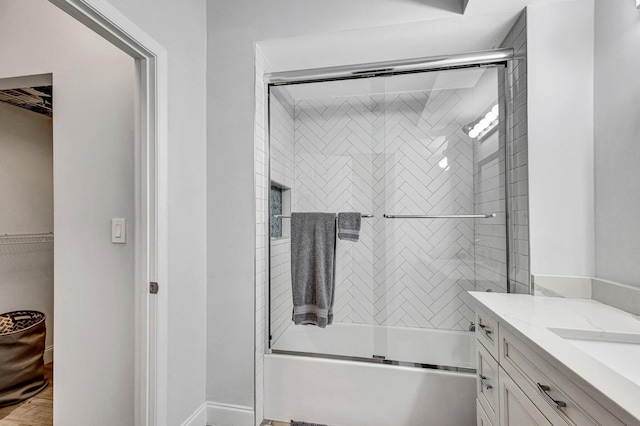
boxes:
[0,79,54,425]
[0,0,167,423]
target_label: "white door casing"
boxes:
[48,1,168,425]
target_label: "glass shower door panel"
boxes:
[373,67,507,368]
[268,66,508,370]
[268,80,381,361]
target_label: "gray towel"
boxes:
[337,212,361,242]
[291,212,336,328]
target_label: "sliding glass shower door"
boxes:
[268,65,510,370]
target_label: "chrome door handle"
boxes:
[478,324,493,336]
[537,383,566,409]
[479,375,492,389]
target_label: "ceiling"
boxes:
[0,86,53,117]
[259,10,519,74]
[258,0,573,75]
[463,0,573,15]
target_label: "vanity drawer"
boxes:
[477,398,495,426]
[500,327,626,426]
[477,343,500,425]
[476,308,499,359]
[499,366,553,426]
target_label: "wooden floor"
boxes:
[0,363,53,426]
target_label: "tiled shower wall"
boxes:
[269,89,295,344]
[472,13,529,295]
[473,127,507,293]
[502,11,530,294]
[254,44,269,426]
[294,90,480,331]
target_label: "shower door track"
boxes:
[265,48,514,85]
[271,350,476,375]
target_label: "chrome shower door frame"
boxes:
[265,48,520,357]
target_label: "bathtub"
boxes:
[265,323,477,425]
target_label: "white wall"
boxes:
[0,100,54,360]
[593,0,640,288]
[526,0,595,277]
[0,102,53,233]
[93,0,209,424]
[0,1,208,423]
[0,1,135,424]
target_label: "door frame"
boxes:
[48,1,168,425]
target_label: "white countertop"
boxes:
[468,292,640,422]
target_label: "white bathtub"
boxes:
[271,322,476,369]
[265,323,477,425]
[264,354,476,426]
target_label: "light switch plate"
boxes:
[112,218,126,244]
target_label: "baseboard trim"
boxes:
[207,401,254,426]
[181,402,207,426]
[44,345,54,364]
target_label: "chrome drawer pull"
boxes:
[537,383,567,409]
[478,324,493,336]
[480,375,492,389]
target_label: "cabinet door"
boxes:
[477,399,495,426]
[500,327,626,426]
[477,343,499,425]
[499,367,553,426]
[476,308,499,359]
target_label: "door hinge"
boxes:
[150,282,159,294]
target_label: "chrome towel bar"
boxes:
[383,213,496,219]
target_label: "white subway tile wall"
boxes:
[473,128,508,293]
[254,44,269,426]
[268,89,296,345]
[501,11,530,294]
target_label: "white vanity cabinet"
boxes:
[498,367,552,426]
[474,306,635,426]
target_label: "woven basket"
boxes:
[0,311,48,407]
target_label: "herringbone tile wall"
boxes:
[293,89,485,331]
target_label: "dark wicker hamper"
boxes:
[0,311,48,407]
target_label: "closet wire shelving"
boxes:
[0,233,54,245]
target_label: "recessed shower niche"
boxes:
[270,183,291,239]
